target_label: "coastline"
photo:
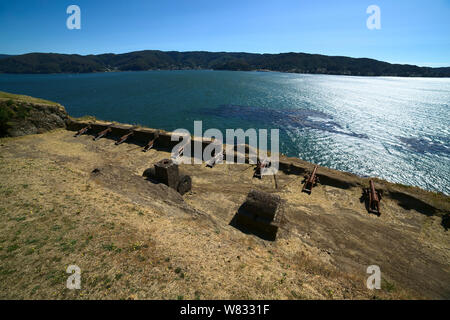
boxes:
[2,68,450,78]
[1,50,449,77]
[66,116,450,216]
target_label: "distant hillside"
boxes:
[0,50,449,77]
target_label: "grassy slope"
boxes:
[0,91,60,107]
[0,130,424,300]
[0,91,66,136]
[0,92,448,299]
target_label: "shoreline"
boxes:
[1,90,449,196]
[1,50,449,77]
[66,116,450,215]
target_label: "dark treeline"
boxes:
[0,50,449,77]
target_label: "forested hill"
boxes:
[0,50,449,77]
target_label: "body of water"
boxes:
[1,70,449,194]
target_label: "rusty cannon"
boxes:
[363,180,383,215]
[302,164,319,194]
[171,145,184,163]
[115,130,134,145]
[206,150,223,168]
[93,127,112,141]
[74,125,91,137]
[253,158,271,179]
[143,132,159,152]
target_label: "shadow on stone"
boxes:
[441,213,449,231]
[389,191,436,216]
[229,190,282,241]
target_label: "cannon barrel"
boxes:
[307,165,318,184]
[365,180,381,215]
[75,125,91,137]
[254,158,270,178]
[206,152,223,168]
[115,131,134,145]
[94,127,112,141]
[370,180,379,202]
[143,133,159,152]
[143,139,155,151]
[302,165,318,194]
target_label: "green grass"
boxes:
[0,91,60,106]
[7,244,20,252]
[0,267,16,276]
[382,279,396,293]
[0,91,63,135]
[103,242,121,252]
[72,115,97,122]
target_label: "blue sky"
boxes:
[0,0,449,67]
